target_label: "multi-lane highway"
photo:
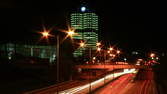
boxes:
[59,69,137,94]
[93,68,158,94]
[24,68,158,94]
[93,74,134,94]
[23,69,137,94]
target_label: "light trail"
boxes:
[59,69,138,94]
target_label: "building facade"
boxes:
[0,43,56,63]
[71,6,98,57]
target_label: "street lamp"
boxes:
[150,53,155,58]
[79,41,93,92]
[67,29,75,37]
[103,49,108,84]
[124,58,127,63]
[97,47,102,63]
[109,47,114,63]
[92,57,96,63]
[41,31,49,38]
[96,42,101,47]
[97,47,101,52]
[109,47,114,51]
[116,50,121,64]
[150,53,155,60]
[80,42,85,48]
[96,42,101,63]
[40,28,75,93]
[117,50,120,54]
[79,41,101,93]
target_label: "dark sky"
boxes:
[0,0,165,51]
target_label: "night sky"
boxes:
[0,0,165,51]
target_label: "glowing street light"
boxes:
[156,57,159,60]
[40,27,75,93]
[117,50,120,54]
[96,42,101,47]
[112,54,116,58]
[109,47,113,51]
[41,31,50,38]
[109,54,115,57]
[97,47,101,51]
[67,29,75,37]
[150,53,155,58]
[80,42,85,48]
[109,54,113,57]
[42,31,49,37]
[124,58,127,62]
[93,57,96,60]
[80,42,102,93]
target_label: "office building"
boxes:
[71,6,98,57]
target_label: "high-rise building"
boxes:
[71,6,98,57]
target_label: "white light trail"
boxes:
[59,69,138,94]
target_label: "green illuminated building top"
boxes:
[71,7,98,57]
[71,13,98,31]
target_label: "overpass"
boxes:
[75,64,151,70]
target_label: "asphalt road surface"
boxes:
[93,68,158,94]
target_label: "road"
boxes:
[23,80,88,94]
[93,68,158,94]
[93,74,134,94]
[59,69,136,94]
[23,69,136,94]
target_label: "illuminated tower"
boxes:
[71,6,98,57]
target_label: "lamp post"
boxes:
[116,50,120,64]
[79,42,92,93]
[79,41,85,64]
[150,53,155,60]
[108,47,115,79]
[79,42,101,93]
[96,42,101,62]
[103,49,107,84]
[89,46,92,93]
[41,28,75,93]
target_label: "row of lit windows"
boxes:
[71,19,98,22]
[71,19,97,22]
[82,25,98,26]
[71,27,98,30]
[71,20,97,23]
[71,13,97,16]
[71,24,98,26]
[83,34,97,36]
[71,25,98,28]
[71,20,98,23]
[71,15,97,18]
[71,20,97,22]
[71,22,98,24]
[83,36,97,38]
[71,16,97,19]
